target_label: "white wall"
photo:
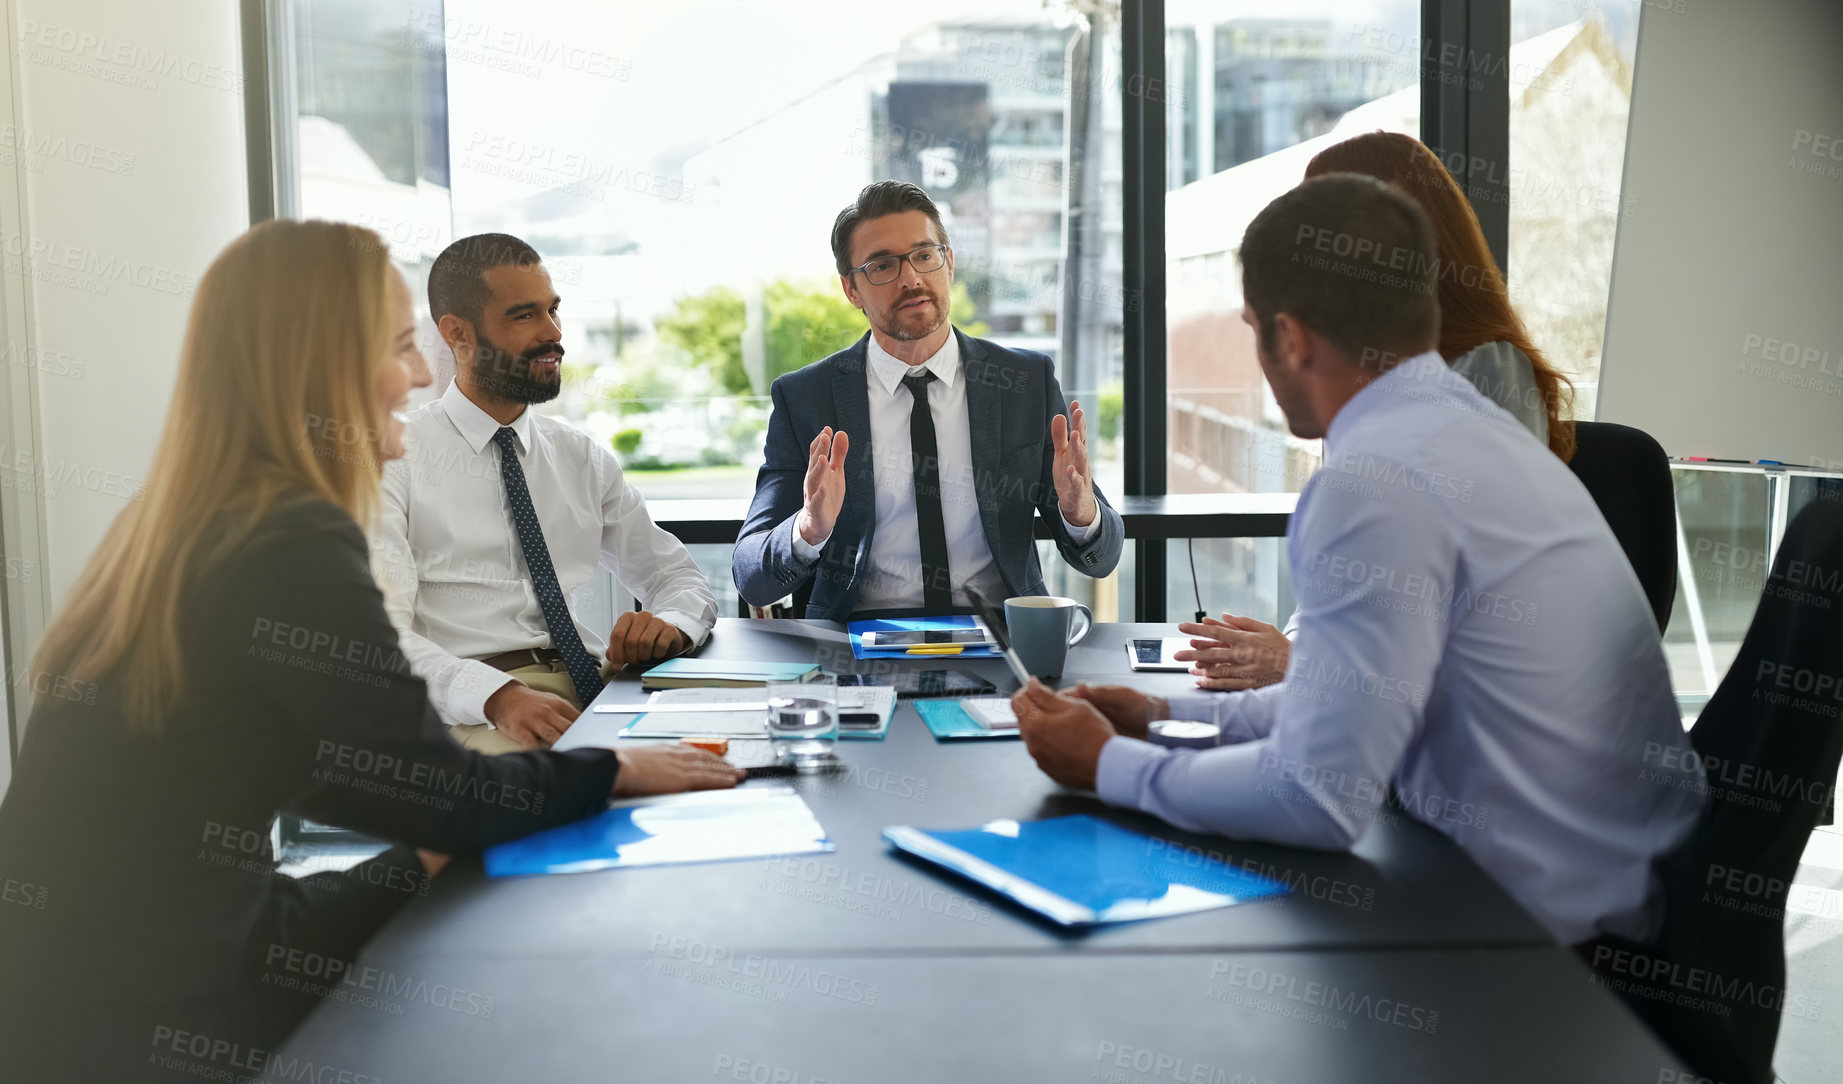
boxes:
[1597,0,1843,467]
[0,0,247,761]
[8,0,248,600]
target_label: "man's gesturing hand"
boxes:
[794,427,850,547]
[1051,401,1097,528]
[483,682,579,749]
[1174,613,1290,691]
[607,611,691,667]
[612,745,745,798]
[1010,677,1116,791]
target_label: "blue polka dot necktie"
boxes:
[901,371,953,613]
[492,427,604,706]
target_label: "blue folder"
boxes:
[882,814,1288,926]
[847,616,1001,660]
[914,698,1018,741]
[485,785,833,878]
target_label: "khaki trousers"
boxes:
[449,659,609,755]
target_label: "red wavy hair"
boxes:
[1305,131,1576,462]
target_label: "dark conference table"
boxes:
[280,621,1678,1082]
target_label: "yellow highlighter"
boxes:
[905,644,965,655]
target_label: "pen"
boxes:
[906,645,964,655]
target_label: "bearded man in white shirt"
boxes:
[374,233,717,753]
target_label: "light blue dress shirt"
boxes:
[1095,351,1705,945]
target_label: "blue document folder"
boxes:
[882,814,1288,926]
[914,698,1018,741]
[485,785,833,878]
[847,616,1001,660]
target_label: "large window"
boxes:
[437,0,1123,508]
[1507,2,1639,420]
[283,0,454,385]
[267,1,1816,649]
[280,0,1126,615]
[1158,0,1420,622]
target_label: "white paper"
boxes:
[486,784,834,877]
[838,685,896,714]
[962,697,1018,729]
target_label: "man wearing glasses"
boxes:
[734,181,1123,619]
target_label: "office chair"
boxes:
[1567,421,1678,632]
[1587,497,1843,1084]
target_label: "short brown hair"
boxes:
[429,232,541,329]
[1238,173,1439,366]
[830,181,950,275]
[1305,132,1576,461]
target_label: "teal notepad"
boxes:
[915,698,1019,741]
[640,658,821,689]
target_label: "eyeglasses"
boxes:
[847,244,950,286]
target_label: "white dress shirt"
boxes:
[792,332,1098,611]
[373,382,716,727]
[1096,352,1705,945]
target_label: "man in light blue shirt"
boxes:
[1010,174,1704,946]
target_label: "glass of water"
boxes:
[766,674,839,772]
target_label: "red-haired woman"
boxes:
[1181,131,1578,691]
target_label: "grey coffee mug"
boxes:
[1004,596,1094,680]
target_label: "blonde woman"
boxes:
[0,220,738,1080]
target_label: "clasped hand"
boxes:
[1007,679,1168,791]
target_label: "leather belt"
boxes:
[476,647,564,672]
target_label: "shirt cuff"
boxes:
[1095,735,1173,811]
[1161,692,1226,727]
[1060,507,1102,543]
[654,610,713,652]
[789,519,827,564]
[448,662,517,728]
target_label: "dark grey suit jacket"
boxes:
[732,330,1124,620]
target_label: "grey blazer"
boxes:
[732,330,1124,620]
[1448,340,1550,445]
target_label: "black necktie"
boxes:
[492,427,604,706]
[901,371,954,613]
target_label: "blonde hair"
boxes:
[32,219,397,733]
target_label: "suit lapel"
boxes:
[960,330,1009,559]
[830,335,876,579]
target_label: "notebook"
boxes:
[882,814,1288,926]
[639,658,822,689]
[484,785,832,877]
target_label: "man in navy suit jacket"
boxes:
[733,181,1124,621]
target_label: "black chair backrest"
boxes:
[1567,420,1678,632]
[1638,497,1843,1082]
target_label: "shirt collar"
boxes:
[440,380,532,455]
[866,329,960,396]
[1323,349,1445,457]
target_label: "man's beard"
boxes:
[875,288,947,342]
[472,330,563,404]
